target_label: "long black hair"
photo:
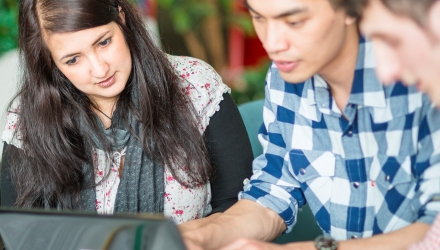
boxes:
[8,0,212,209]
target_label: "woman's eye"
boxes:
[98,38,111,47]
[67,56,79,65]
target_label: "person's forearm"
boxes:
[266,222,431,250]
[183,199,286,250]
[178,213,222,233]
[333,222,429,250]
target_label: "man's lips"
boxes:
[97,74,115,88]
[274,61,300,72]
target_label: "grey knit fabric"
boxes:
[78,107,164,214]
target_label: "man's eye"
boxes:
[67,56,79,65]
[384,38,399,48]
[251,15,264,22]
[99,38,111,47]
[288,20,304,27]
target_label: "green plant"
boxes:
[0,0,19,56]
[157,0,253,72]
[231,59,270,105]
[157,0,268,104]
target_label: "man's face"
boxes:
[360,0,440,106]
[247,0,356,83]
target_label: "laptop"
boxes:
[0,208,186,250]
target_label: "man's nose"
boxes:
[373,42,402,85]
[263,23,289,55]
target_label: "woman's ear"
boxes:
[118,6,126,24]
[428,1,440,41]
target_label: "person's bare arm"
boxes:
[178,213,222,233]
[218,222,430,250]
[183,199,286,250]
[337,222,429,250]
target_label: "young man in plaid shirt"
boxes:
[359,1,440,249]
[183,0,440,249]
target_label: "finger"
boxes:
[219,238,263,250]
[183,238,203,250]
[219,238,254,250]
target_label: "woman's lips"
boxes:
[97,74,115,88]
[274,61,300,72]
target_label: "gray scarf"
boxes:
[78,106,164,214]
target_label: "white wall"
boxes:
[0,50,19,160]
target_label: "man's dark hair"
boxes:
[344,0,438,26]
[380,0,437,26]
[330,0,365,19]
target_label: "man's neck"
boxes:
[318,24,360,114]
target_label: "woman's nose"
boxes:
[89,55,109,79]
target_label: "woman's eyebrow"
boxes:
[91,30,111,46]
[60,30,111,61]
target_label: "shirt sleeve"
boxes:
[413,100,440,225]
[1,98,22,149]
[168,54,253,215]
[167,54,230,133]
[238,68,306,233]
[205,93,253,214]
[1,142,18,207]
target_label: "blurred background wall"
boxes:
[0,0,270,159]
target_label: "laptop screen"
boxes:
[0,208,186,250]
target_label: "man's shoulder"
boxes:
[372,82,427,123]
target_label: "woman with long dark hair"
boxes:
[0,0,253,228]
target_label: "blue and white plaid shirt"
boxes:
[239,38,440,240]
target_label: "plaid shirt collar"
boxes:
[305,37,387,119]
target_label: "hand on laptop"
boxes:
[218,238,315,250]
[182,236,205,250]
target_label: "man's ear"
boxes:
[345,15,357,26]
[428,0,440,41]
[118,6,126,24]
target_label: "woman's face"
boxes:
[44,21,132,106]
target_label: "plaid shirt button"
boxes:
[353,182,359,188]
[300,168,306,175]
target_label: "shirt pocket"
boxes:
[369,155,413,191]
[289,149,336,183]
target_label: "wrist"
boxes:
[314,235,338,250]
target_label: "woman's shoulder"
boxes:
[167,55,231,131]
[1,97,22,148]
[167,54,228,89]
[167,54,229,87]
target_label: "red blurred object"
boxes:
[228,0,267,74]
[142,0,157,18]
[243,35,267,67]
